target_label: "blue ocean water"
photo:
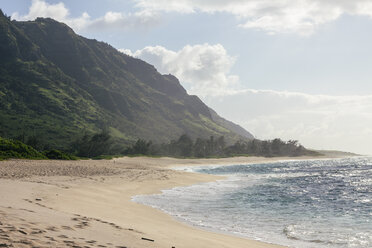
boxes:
[133,157,372,248]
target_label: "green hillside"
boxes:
[0,136,46,160]
[0,10,253,150]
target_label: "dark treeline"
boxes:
[124,134,319,158]
[8,130,113,160]
[5,131,319,160]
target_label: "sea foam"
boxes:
[133,157,372,248]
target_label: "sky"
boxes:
[2,0,372,155]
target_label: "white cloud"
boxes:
[12,0,69,20]
[12,0,372,35]
[205,89,372,155]
[14,0,372,35]
[118,48,134,56]
[134,0,372,35]
[11,0,158,32]
[123,43,372,154]
[122,44,241,96]
[84,10,159,31]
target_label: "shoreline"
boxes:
[129,155,347,247]
[0,155,345,248]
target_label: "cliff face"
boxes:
[0,11,253,148]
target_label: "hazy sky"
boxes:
[3,0,372,154]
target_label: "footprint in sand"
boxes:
[74,223,89,229]
[18,230,27,235]
[20,208,35,213]
[3,226,16,232]
[63,240,76,245]
[71,217,90,229]
[0,233,9,238]
[46,226,59,232]
[61,225,74,230]
[44,236,57,241]
[19,239,33,245]
[109,222,122,230]
[30,228,45,235]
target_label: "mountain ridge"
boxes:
[0,10,253,150]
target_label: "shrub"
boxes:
[0,137,46,160]
[43,149,77,160]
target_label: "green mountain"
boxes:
[208,108,253,140]
[0,10,253,150]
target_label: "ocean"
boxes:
[132,157,372,248]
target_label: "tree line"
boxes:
[124,134,319,158]
[7,131,319,160]
[11,130,112,159]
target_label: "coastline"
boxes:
[0,156,341,247]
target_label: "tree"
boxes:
[194,138,207,157]
[26,135,44,151]
[130,139,152,155]
[215,136,226,155]
[71,129,112,157]
[176,134,193,157]
[271,138,283,156]
[88,130,111,157]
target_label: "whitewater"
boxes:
[133,157,372,248]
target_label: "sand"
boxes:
[0,156,333,248]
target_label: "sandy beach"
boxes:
[0,156,333,248]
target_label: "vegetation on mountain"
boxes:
[70,129,112,158]
[42,149,77,160]
[0,136,46,160]
[0,10,319,160]
[0,9,253,152]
